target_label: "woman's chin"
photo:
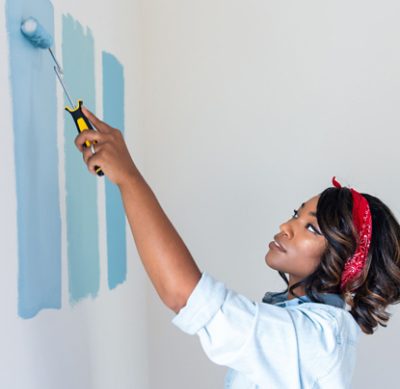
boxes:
[265,253,280,270]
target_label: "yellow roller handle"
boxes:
[65,100,104,176]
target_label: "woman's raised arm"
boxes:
[75,106,202,313]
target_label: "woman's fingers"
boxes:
[82,143,102,164]
[82,106,111,133]
[87,153,103,175]
[81,144,104,175]
[74,129,102,152]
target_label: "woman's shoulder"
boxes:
[290,298,361,342]
[260,291,360,339]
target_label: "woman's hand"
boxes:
[74,106,139,186]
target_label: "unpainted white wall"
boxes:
[138,1,400,388]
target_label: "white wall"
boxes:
[139,1,400,388]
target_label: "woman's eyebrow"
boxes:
[300,202,317,218]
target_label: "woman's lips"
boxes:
[269,241,286,253]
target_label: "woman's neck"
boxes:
[287,285,306,300]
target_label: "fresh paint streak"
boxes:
[62,14,100,304]
[102,52,127,289]
[6,0,61,318]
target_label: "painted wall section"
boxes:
[62,14,100,304]
[102,52,127,289]
[6,0,61,319]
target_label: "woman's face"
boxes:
[265,195,328,287]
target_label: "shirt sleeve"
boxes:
[172,272,343,387]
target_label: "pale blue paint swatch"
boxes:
[6,0,62,318]
[62,15,100,303]
[102,52,127,289]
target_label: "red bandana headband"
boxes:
[332,176,372,290]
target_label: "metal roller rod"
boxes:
[54,66,74,107]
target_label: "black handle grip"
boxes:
[65,100,104,176]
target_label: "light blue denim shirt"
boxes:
[172,272,361,388]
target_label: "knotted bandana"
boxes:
[332,177,372,290]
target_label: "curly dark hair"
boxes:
[279,186,400,335]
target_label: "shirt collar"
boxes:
[262,290,346,309]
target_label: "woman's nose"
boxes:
[279,221,293,239]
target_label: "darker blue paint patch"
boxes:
[102,52,127,290]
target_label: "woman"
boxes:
[75,106,400,388]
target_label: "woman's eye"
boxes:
[292,209,320,235]
[308,223,322,235]
[307,224,317,233]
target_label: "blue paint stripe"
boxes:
[6,0,62,318]
[102,52,127,289]
[62,15,100,303]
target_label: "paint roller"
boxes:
[20,17,104,176]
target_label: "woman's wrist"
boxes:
[117,167,144,192]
